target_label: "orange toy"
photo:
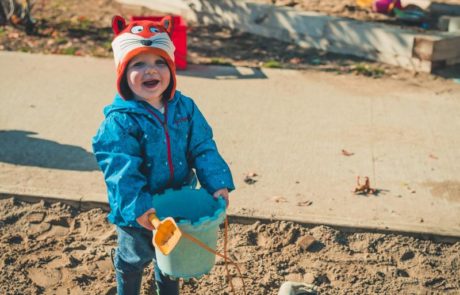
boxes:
[148,213,182,255]
[353,176,377,195]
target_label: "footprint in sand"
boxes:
[25,212,46,224]
[27,267,62,288]
[32,215,71,241]
[47,255,81,269]
[95,258,114,273]
[37,224,70,241]
[26,213,71,240]
[53,286,84,295]
[70,219,89,237]
[27,222,52,237]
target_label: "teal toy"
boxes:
[151,188,226,279]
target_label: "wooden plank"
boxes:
[446,56,460,66]
[438,16,460,32]
[412,37,435,61]
[413,35,460,62]
[433,36,460,61]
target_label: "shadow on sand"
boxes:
[0,130,99,171]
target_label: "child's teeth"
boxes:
[144,80,159,88]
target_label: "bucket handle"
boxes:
[181,217,247,295]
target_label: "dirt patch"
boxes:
[1,197,459,294]
[252,0,460,30]
[424,181,460,202]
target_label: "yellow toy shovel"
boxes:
[148,213,182,255]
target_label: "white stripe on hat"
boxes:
[112,32,175,66]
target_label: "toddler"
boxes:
[92,15,234,295]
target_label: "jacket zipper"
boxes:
[144,104,174,183]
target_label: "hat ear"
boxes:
[112,15,126,35]
[160,15,174,34]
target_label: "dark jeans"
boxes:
[114,226,179,295]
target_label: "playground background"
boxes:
[0,0,459,294]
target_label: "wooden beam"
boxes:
[413,37,436,61]
[413,35,460,62]
[434,36,460,61]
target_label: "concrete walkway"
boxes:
[1,51,460,238]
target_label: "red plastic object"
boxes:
[372,0,401,13]
[131,16,187,70]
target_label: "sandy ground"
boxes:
[1,197,459,294]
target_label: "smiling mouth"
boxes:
[143,79,160,88]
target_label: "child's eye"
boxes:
[150,27,159,33]
[155,59,166,66]
[131,61,145,68]
[131,25,143,33]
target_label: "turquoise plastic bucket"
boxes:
[152,188,226,280]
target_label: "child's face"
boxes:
[126,52,171,102]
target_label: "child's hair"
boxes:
[111,15,177,101]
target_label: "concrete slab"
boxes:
[123,0,460,72]
[324,20,416,58]
[1,52,460,238]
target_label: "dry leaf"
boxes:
[8,32,20,39]
[297,200,313,207]
[341,149,354,156]
[41,28,55,36]
[289,57,302,64]
[244,172,258,184]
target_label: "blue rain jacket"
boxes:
[92,91,234,227]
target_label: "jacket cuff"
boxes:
[125,193,154,226]
[200,170,235,195]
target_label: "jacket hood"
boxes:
[104,90,181,117]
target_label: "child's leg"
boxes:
[153,263,180,295]
[114,226,156,295]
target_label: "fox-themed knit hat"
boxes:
[111,15,176,100]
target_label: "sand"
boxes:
[0,197,459,294]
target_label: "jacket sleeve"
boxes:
[188,101,235,194]
[92,113,152,226]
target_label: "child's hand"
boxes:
[136,208,156,231]
[213,188,229,208]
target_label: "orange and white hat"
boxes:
[111,15,176,100]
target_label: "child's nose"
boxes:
[145,66,158,74]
